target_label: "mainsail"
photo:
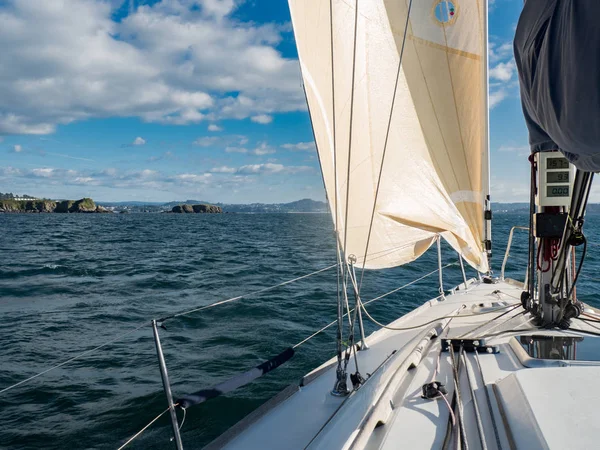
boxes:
[289,0,489,272]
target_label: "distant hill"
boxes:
[97,198,328,213]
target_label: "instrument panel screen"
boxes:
[547,171,570,183]
[546,157,570,169]
[547,186,569,197]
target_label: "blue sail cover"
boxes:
[515,0,600,171]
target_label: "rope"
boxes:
[0,322,147,396]
[117,406,172,450]
[457,303,523,339]
[159,263,338,322]
[462,351,488,450]
[474,349,503,450]
[359,297,520,332]
[291,263,457,349]
[170,407,186,441]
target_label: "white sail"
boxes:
[289,0,489,272]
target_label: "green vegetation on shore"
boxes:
[0,198,110,213]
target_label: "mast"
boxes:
[482,0,492,271]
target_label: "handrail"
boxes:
[501,226,529,281]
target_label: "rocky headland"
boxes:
[170,203,222,213]
[0,198,111,213]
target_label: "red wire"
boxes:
[537,239,552,273]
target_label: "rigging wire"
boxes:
[357,0,415,294]
[1,263,339,396]
[291,263,456,349]
[340,0,360,261]
[0,322,148,396]
[158,263,338,322]
[117,405,172,450]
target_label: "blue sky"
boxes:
[0,0,556,203]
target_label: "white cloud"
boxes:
[132,136,146,146]
[31,167,56,177]
[489,89,508,109]
[489,41,513,63]
[251,114,273,124]
[210,166,236,173]
[0,0,304,135]
[193,136,219,147]
[490,61,516,82]
[13,144,22,153]
[252,142,275,155]
[237,163,311,175]
[208,124,222,132]
[282,142,315,151]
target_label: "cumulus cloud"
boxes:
[208,163,312,175]
[251,114,273,124]
[0,165,215,191]
[487,39,519,109]
[193,136,220,147]
[208,124,222,132]
[489,89,508,109]
[132,137,146,146]
[489,41,512,63]
[237,163,311,175]
[0,0,304,135]
[210,166,237,173]
[490,61,516,82]
[252,142,275,155]
[282,142,315,151]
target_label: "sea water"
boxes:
[1,212,599,449]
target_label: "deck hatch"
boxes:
[515,335,600,361]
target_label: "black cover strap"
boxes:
[176,347,295,409]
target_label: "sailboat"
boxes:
[116,1,588,449]
[0,0,588,448]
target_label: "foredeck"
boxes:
[206,279,600,449]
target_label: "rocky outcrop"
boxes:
[0,197,111,213]
[70,198,96,213]
[171,203,223,213]
[54,200,74,213]
[95,205,111,213]
[192,204,221,213]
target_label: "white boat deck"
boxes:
[205,279,600,449]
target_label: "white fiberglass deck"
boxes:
[205,279,600,450]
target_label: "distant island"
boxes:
[0,197,111,213]
[4,193,600,215]
[0,193,328,214]
[170,204,222,213]
[97,198,329,214]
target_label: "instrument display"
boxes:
[546,157,570,169]
[536,152,574,207]
[547,171,570,183]
[547,186,569,197]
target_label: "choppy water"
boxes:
[1,212,599,449]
